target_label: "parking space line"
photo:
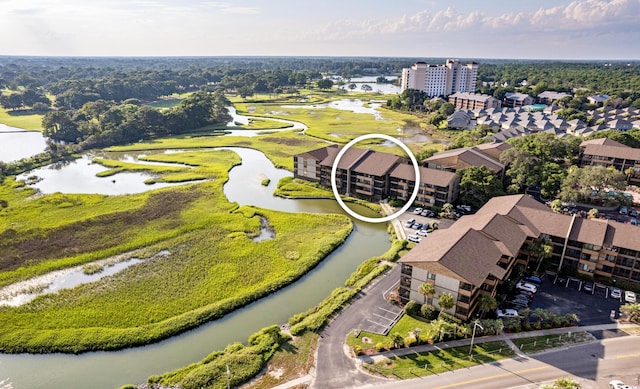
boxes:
[377,306,400,315]
[372,313,394,322]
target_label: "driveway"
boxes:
[311,266,400,388]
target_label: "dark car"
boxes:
[523,276,542,285]
[583,281,594,293]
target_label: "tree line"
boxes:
[41,91,231,148]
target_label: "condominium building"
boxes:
[448,92,501,110]
[400,59,478,97]
[424,143,511,178]
[399,194,640,321]
[293,145,459,206]
[578,138,640,184]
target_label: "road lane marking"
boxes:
[615,353,640,359]
[433,366,550,389]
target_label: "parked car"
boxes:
[413,208,424,214]
[630,209,638,218]
[411,222,423,230]
[416,230,429,237]
[582,281,594,293]
[522,275,542,285]
[610,287,622,299]
[515,282,538,293]
[504,300,529,310]
[625,290,636,303]
[619,206,628,215]
[405,218,415,227]
[508,295,531,306]
[515,291,534,300]
[631,218,637,226]
[496,308,519,318]
[407,234,422,244]
[610,379,633,389]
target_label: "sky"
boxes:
[1,0,639,59]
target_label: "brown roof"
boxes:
[569,218,608,246]
[295,145,337,161]
[400,227,507,286]
[425,148,504,173]
[580,138,626,148]
[606,222,640,251]
[389,164,458,187]
[353,151,403,177]
[581,144,640,161]
[473,142,512,160]
[319,146,370,170]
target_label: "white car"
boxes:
[515,282,538,293]
[609,380,632,389]
[407,234,421,243]
[610,287,622,299]
[416,230,429,237]
[496,308,519,318]
[413,208,423,214]
[624,290,636,303]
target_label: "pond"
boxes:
[16,155,199,195]
[0,147,391,389]
[0,124,48,162]
[282,99,386,120]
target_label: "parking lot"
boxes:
[525,274,626,326]
[398,207,456,240]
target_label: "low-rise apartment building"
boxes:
[448,92,501,110]
[293,145,459,206]
[424,143,511,178]
[504,92,535,108]
[578,138,640,184]
[388,164,459,208]
[399,194,640,321]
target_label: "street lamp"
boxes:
[469,320,484,356]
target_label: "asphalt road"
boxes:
[311,265,401,389]
[356,335,640,389]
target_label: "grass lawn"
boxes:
[514,332,594,354]
[346,314,435,350]
[0,107,44,130]
[243,332,318,389]
[0,149,353,353]
[366,341,514,379]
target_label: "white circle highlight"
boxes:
[330,134,420,223]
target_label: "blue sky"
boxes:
[2,0,639,59]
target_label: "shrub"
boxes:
[404,336,417,348]
[353,345,362,356]
[375,342,385,352]
[438,311,462,325]
[404,300,420,316]
[420,303,437,320]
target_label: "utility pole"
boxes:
[469,319,484,356]
[226,363,230,389]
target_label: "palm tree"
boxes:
[477,294,498,319]
[587,208,599,219]
[527,238,554,273]
[438,292,455,316]
[418,282,435,305]
[625,166,635,183]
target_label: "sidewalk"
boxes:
[356,322,639,364]
[379,202,405,240]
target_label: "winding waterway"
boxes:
[0,147,390,388]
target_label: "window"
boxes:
[427,273,436,280]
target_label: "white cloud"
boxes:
[202,2,259,14]
[309,0,640,38]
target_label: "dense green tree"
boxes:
[437,292,454,313]
[316,79,333,90]
[458,166,505,209]
[620,303,640,323]
[500,133,580,197]
[42,110,82,142]
[447,125,494,149]
[558,165,629,206]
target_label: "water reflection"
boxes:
[0,124,48,162]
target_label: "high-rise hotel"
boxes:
[400,59,478,97]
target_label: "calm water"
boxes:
[0,147,390,389]
[282,99,386,120]
[0,124,48,162]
